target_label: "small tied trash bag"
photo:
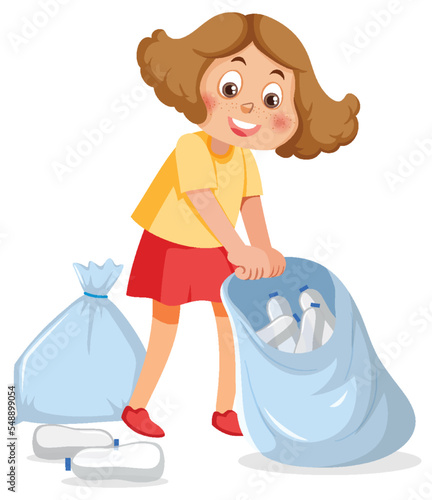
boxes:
[14,259,145,424]
[221,257,415,467]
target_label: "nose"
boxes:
[240,102,254,114]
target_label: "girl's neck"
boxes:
[210,136,231,155]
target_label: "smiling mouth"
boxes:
[228,117,261,137]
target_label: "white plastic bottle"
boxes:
[298,285,336,330]
[278,317,301,353]
[33,425,114,460]
[266,292,293,321]
[298,285,335,347]
[295,304,326,353]
[70,442,164,482]
[256,315,300,353]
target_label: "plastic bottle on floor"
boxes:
[69,442,164,482]
[33,425,114,460]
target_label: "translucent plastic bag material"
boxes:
[221,257,415,467]
[14,259,146,424]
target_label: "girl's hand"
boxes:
[263,248,286,277]
[227,245,271,280]
[239,196,285,278]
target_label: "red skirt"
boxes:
[126,231,237,305]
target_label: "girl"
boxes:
[122,13,359,437]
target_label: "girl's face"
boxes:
[199,43,299,150]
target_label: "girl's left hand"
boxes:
[264,248,286,278]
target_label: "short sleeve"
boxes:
[242,148,263,197]
[175,134,217,194]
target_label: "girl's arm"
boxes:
[186,189,271,280]
[240,195,286,277]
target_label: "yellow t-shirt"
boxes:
[131,131,263,248]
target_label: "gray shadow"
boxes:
[62,477,168,488]
[239,452,421,475]
[27,454,64,463]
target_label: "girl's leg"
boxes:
[212,301,236,413]
[128,299,180,409]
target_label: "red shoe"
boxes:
[212,410,243,436]
[121,406,165,438]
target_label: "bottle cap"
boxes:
[65,458,71,471]
[269,292,279,298]
[114,439,119,447]
[299,285,309,293]
[293,313,301,322]
[311,302,320,308]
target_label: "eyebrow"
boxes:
[270,69,285,80]
[231,56,246,65]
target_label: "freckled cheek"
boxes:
[271,113,293,133]
[202,93,218,113]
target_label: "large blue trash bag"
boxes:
[221,257,415,467]
[14,259,145,424]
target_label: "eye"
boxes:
[218,71,242,98]
[262,83,282,108]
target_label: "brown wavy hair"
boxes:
[137,13,360,159]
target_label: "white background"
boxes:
[2,0,432,498]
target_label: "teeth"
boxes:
[232,118,258,130]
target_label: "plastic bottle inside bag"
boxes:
[295,304,327,353]
[256,294,300,352]
[266,292,293,321]
[298,286,335,348]
[299,285,336,329]
[256,315,300,353]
